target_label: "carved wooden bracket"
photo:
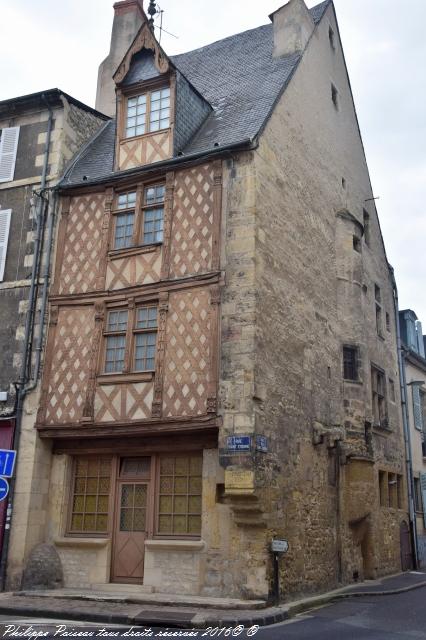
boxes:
[113,25,170,84]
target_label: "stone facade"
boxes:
[10,0,410,602]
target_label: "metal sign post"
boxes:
[271,539,289,605]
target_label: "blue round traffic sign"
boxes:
[0,477,9,502]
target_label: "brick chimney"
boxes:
[95,0,147,117]
[269,0,315,58]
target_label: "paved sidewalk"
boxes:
[0,571,424,628]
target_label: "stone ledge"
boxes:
[53,537,109,549]
[145,539,205,552]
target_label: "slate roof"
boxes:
[63,0,331,187]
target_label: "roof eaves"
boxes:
[60,137,256,191]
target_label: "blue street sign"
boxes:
[0,450,16,478]
[0,477,9,502]
[256,435,269,453]
[227,436,252,452]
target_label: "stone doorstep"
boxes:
[15,589,267,611]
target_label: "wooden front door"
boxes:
[112,482,149,583]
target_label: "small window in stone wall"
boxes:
[331,83,339,110]
[329,26,336,51]
[379,470,403,509]
[386,312,391,332]
[343,345,359,381]
[363,210,370,246]
[388,378,396,403]
[353,235,361,253]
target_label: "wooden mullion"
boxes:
[134,184,144,245]
[124,299,135,373]
[146,91,151,134]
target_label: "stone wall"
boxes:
[215,2,408,601]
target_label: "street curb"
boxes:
[283,579,426,619]
[0,579,425,628]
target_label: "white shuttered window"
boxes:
[0,127,20,183]
[0,209,11,281]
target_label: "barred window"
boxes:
[158,455,202,536]
[69,458,111,534]
[343,346,359,381]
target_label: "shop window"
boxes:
[158,455,202,537]
[68,457,112,534]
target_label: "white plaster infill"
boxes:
[145,539,205,552]
[54,537,109,549]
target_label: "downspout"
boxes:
[392,271,419,569]
[25,189,57,392]
[0,95,54,590]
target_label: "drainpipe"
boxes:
[0,95,54,590]
[392,272,419,569]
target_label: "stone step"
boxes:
[92,583,155,595]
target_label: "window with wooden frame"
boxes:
[112,184,165,251]
[102,304,158,374]
[157,455,202,537]
[371,365,387,427]
[114,191,136,249]
[68,457,112,534]
[125,87,170,139]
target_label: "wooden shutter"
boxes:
[0,127,20,183]
[421,473,426,529]
[0,209,12,281]
[413,385,424,431]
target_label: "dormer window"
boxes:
[126,87,170,139]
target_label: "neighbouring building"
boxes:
[399,309,426,568]
[0,90,107,588]
[10,0,410,600]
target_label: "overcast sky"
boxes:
[1,0,425,322]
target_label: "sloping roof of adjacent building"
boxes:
[0,88,109,121]
[62,0,331,187]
